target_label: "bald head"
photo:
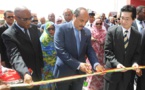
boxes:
[63,8,73,22]
[48,13,55,23]
[14,6,30,16]
[14,6,32,29]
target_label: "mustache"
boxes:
[79,25,84,28]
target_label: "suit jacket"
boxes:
[136,27,145,90]
[53,22,99,78]
[104,25,141,84]
[1,23,44,81]
[132,21,138,31]
[0,24,11,68]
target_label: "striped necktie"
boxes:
[124,30,128,53]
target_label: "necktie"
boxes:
[124,30,128,53]
[140,21,144,28]
[76,30,80,54]
[90,23,92,27]
[139,21,144,33]
[24,29,30,40]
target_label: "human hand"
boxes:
[95,64,105,75]
[132,63,142,77]
[79,63,92,74]
[1,61,6,67]
[132,63,139,70]
[117,64,127,72]
[0,84,10,90]
[91,37,97,42]
[24,73,33,88]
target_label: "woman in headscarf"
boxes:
[85,18,107,90]
[39,21,56,90]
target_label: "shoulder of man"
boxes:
[131,26,141,36]
[0,24,8,31]
[56,21,72,31]
[107,25,118,32]
[2,24,15,36]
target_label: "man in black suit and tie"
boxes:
[134,5,145,90]
[1,6,44,90]
[104,5,141,90]
[132,5,145,32]
[0,10,14,68]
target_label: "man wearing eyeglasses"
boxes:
[0,10,14,68]
[1,6,44,90]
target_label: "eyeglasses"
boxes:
[17,16,32,21]
[6,16,14,19]
[32,20,38,22]
[48,28,55,31]
[96,23,102,25]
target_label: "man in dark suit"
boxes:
[104,5,141,90]
[137,28,145,90]
[0,10,14,68]
[54,7,105,90]
[135,5,145,90]
[131,5,145,90]
[132,5,145,32]
[1,6,44,90]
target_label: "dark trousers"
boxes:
[14,86,39,90]
[55,78,84,90]
[103,79,133,90]
[136,76,145,90]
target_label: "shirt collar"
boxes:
[5,22,12,28]
[121,26,131,34]
[135,19,141,24]
[15,22,26,33]
[72,21,82,31]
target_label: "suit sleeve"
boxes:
[132,33,141,65]
[54,26,80,70]
[104,29,120,67]
[0,27,6,62]
[86,30,99,69]
[38,37,44,68]
[2,34,30,78]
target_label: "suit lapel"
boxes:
[4,24,8,29]
[14,24,31,43]
[126,28,136,54]
[69,23,78,55]
[116,26,124,53]
[132,21,138,31]
[28,26,39,53]
[80,29,86,55]
[28,26,36,45]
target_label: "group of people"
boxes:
[0,4,145,90]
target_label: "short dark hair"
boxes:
[4,10,13,17]
[120,5,136,20]
[74,7,87,17]
[136,5,145,14]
